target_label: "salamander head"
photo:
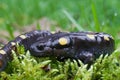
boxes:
[29,35,72,57]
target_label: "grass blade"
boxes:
[91,1,101,31]
[63,9,84,31]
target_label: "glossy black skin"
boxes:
[0,30,115,71]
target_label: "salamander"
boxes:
[0,30,115,71]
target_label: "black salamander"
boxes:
[0,30,115,71]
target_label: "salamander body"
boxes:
[0,30,115,71]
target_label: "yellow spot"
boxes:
[111,36,114,39]
[58,37,68,45]
[86,34,95,40]
[51,31,55,34]
[104,36,109,41]
[11,42,16,46]
[64,31,69,33]
[19,35,26,39]
[0,50,6,55]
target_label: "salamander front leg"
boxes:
[76,51,95,64]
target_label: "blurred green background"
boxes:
[0,0,120,46]
[0,1,120,79]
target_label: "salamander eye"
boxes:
[37,43,45,50]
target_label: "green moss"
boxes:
[0,45,120,80]
[0,0,120,80]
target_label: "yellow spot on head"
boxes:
[0,50,6,55]
[19,35,26,39]
[58,37,68,45]
[104,36,109,41]
[11,42,16,46]
[86,34,95,40]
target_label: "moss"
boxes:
[0,45,120,80]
